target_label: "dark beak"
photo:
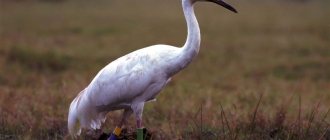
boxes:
[213,0,238,13]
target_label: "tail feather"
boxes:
[68,98,81,138]
[68,88,107,138]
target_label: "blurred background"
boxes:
[0,0,329,139]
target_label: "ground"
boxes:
[0,0,329,139]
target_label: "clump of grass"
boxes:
[178,95,329,140]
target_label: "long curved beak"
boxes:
[213,0,238,13]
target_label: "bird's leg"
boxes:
[136,119,142,128]
[132,102,145,128]
[132,102,145,140]
[118,108,133,127]
[108,109,132,140]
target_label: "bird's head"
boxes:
[197,0,237,13]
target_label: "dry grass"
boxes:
[0,0,329,139]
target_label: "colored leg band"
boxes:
[108,134,118,140]
[113,126,122,136]
[137,128,144,140]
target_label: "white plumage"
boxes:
[68,0,236,137]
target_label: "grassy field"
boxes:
[0,0,330,139]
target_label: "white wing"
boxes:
[88,45,179,107]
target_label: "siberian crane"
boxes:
[68,0,237,139]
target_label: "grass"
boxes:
[0,0,330,139]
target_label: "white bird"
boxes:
[68,0,237,138]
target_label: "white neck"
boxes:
[182,0,200,54]
[164,0,201,76]
[179,0,201,68]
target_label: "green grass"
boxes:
[0,0,329,139]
